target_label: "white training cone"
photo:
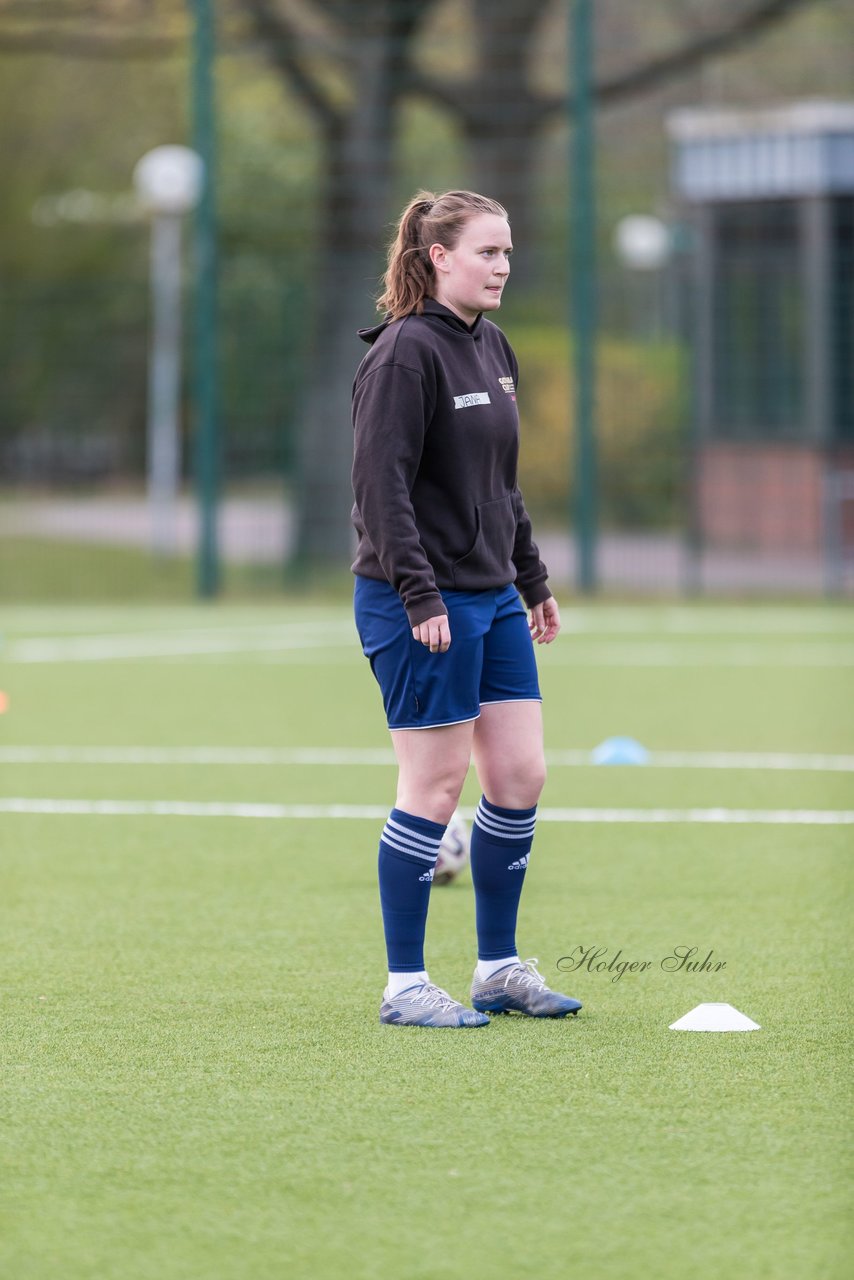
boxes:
[669,1003,760,1032]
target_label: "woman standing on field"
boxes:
[351,189,582,1028]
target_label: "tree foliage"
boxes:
[2,0,850,555]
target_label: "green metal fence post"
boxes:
[190,0,220,598]
[570,0,597,593]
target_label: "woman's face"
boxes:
[429,213,512,324]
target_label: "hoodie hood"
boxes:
[358,299,482,345]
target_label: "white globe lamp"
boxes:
[133,146,203,555]
[133,145,203,216]
[614,214,672,271]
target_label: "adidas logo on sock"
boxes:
[507,854,529,871]
[418,868,435,882]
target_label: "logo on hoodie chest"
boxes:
[452,375,516,410]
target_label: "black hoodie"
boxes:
[350,300,551,628]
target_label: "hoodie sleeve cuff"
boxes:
[519,580,552,609]
[405,595,448,628]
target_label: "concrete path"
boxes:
[1,492,846,594]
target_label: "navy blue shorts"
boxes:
[354,577,542,730]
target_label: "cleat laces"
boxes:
[409,983,460,1012]
[503,958,548,991]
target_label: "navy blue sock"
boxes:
[470,796,537,961]
[378,808,445,972]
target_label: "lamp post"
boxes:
[133,145,203,557]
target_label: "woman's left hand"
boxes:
[529,596,561,645]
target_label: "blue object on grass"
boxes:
[591,736,649,765]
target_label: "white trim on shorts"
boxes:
[388,699,542,730]
[389,713,480,732]
[478,698,543,706]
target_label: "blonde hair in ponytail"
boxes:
[377,189,509,320]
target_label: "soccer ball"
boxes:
[434,811,470,886]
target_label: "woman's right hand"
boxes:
[412,614,451,653]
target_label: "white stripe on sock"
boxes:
[476,803,537,826]
[475,805,536,840]
[380,828,439,863]
[384,816,443,854]
[474,816,536,841]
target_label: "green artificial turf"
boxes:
[0,537,356,603]
[1,602,852,1280]
[0,538,198,602]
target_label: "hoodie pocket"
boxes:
[451,494,515,589]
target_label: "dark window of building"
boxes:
[712,201,803,440]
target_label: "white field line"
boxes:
[2,745,854,772]
[5,608,853,638]
[551,748,854,772]
[540,644,854,668]
[88,649,854,669]
[3,627,853,666]
[5,623,357,663]
[549,610,854,635]
[0,746,397,766]
[239,646,854,668]
[0,799,852,824]
[5,644,852,668]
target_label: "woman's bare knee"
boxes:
[391,723,473,825]
[473,701,546,808]
[482,756,546,809]
[396,776,464,825]
[396,761,467,823]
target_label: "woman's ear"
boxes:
[429,242,448,273]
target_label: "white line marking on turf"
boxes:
[0,799,389,820]
[6,609,852,640]
[549,749,854,772]
[1,799,852,824]
[541,644,854,668]
[2,746,854,772]
[553,611,854,635]
[5,624,357,663]
[536,808,854,824]
[4,630,853,666]
[0,746,396,765]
